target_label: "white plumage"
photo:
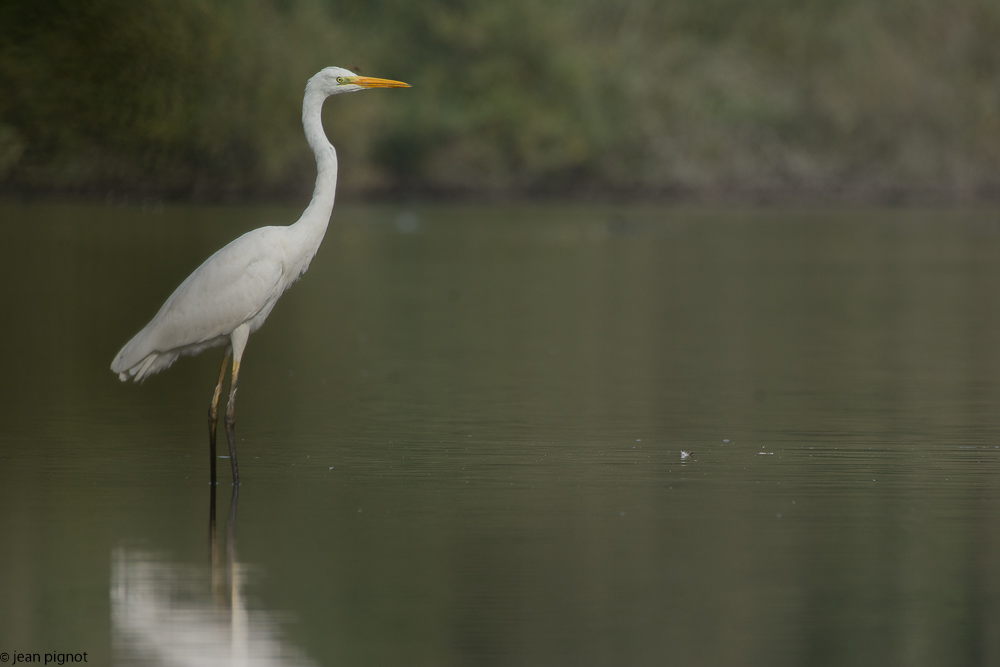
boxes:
[112,225,289,381]
[111,67,409,484]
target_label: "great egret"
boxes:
[111,67,410,485]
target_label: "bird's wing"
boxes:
[113,228,288,372]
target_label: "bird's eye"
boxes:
[336,76,348,84]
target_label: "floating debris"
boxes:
[680,451,693,459]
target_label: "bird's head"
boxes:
[308,66,410,97]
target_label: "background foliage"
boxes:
[1,0,998,200]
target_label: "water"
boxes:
[2,201,1000,666]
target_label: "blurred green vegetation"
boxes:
[1,0,998,201]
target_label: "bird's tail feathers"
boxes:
[112,349,177,383]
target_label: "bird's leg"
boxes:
[225,357,241,485]
[225,324,250,486]
[208,479,218,571]
[208,349,231,485]
[227,482,240,561]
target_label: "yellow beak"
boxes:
[351,76,411,89]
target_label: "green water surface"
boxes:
[2,202,999,666]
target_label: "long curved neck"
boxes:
[293,85,339,247]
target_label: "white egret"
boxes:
[111,67,410,485]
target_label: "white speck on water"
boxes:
[218,455,230,459]
[723,439,729,443]
[636,439,641,442]
[681,451,692,459]
[395,210,420,233]
[329,466,335,470]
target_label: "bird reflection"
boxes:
[112,486,314,666]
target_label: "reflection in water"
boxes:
[111,487,314,667]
